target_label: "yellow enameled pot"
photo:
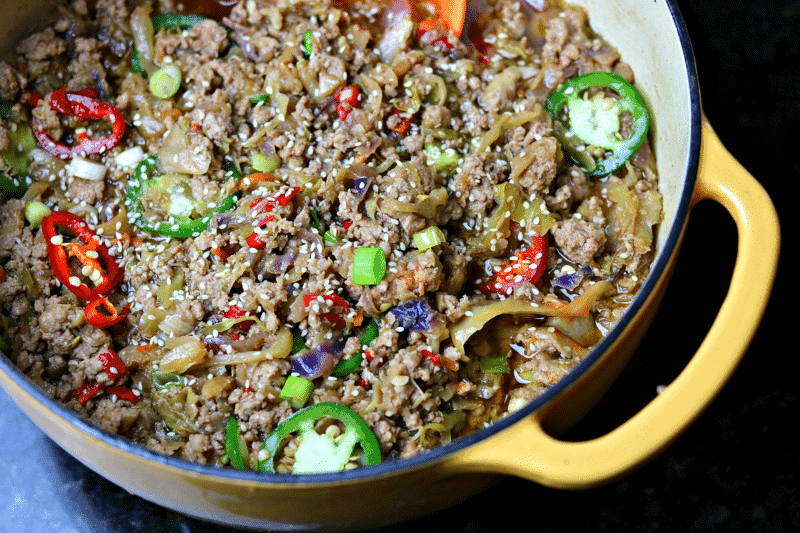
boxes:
[0,0,781,530]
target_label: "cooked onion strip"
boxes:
[450,281,613,355]
[473,114,510,154]
[159,337,207,373]
[204,327,293,365]
[67,156,108,181]
[381,187,448,219]
[198,314,266,337]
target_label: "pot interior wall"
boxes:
[1,2,58,53]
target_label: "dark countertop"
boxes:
[1,1,794,532]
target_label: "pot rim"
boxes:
[0,0,701,486]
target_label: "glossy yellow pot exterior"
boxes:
[0,0,780,530]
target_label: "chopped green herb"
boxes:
[291,327,307,354]
[249,94,271,105]
[303,30,313,58]
[332,319,380,377]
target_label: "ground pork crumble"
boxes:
[0,0,662,472]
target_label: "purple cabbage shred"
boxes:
[389,299,432,331]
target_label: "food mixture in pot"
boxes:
[0,0,662,473]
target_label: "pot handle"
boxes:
[446,117,780,488]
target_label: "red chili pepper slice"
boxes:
[249,197,275,212]
[421,349,440,366]
[246,186,300,249]
[277,186,300,205]
[32,86,125,159]
[222,304,248,320]
[73,382,104,404]
[390,108,413,135]
[335,86,360,121]
[98,349,128,380]
[222,304,254,331]
[106,386,141,404]
[473,37,494,65]
[211,247,230,260]
[41,211,124,301]
[303,294,350,328]
[85,296,130,329]
[481,235,550,296]
[28,91,42,107]
[246,232,265,250]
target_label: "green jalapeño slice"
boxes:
[258,402,382,474]
[546,72,649,176]
[126,155,236,238]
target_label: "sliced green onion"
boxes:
[24,201,51,228]
[251,151,281,173]
[250,94,270,105]
[480,355,510,374]
[225,415,247,470]
[393,85,422,114]
[280,376,314,409]
[412,226,445,251]
[302,30,313,58]
[149,64,182,99]
[352,247,386,286]
[156,266,184,310]
[323,231,340,243]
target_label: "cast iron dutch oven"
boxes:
[0,0,781,530]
